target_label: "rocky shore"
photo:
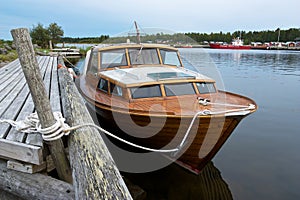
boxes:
[0,61,9,68]
[0,42,17,67]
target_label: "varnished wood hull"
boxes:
[86,102,244,174]
[76,43,257,174]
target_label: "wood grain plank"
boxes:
[0,57,44,139]
[50,57,62,112]
[5,57,49,143]
[0,159,75,200]
[0,139,43,165]
[0,59,19,79]
[25,56,52,146]
[7,160,46,174]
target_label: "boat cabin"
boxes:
[83,44,217,102]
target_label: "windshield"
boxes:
[129,48,160,65]
[160,49,181,66]
[100,49,127,70]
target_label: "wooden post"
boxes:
[10,28,72,183]
[58,57,132,199]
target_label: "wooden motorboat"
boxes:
[76,43,257,174]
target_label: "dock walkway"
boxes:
[0,56,60,168]
[0,47,133,199]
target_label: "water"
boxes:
[75,48,300,199]
[179,48,300,200]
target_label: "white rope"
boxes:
[0,112,180,152]
[172,110,209,157]
[0,112,70,141]
[197,97,256,110]
[66,123,179,153]
[0,100,255,153]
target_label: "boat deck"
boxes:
[0,56,61,170]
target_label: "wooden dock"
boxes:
[0,56,60,168]
[49,48,81,57]
[0,54,134,199]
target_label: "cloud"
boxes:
[1,0,299,40]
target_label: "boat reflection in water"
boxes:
[123,161,232,200]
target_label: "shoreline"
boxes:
[174,44,300,51]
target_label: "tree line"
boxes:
[106,28,300,45]
[29,22,300,48]
[186,28,300,44]
[60,36,109,44]
[30,23,64,48]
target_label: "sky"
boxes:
[1,0,299,40]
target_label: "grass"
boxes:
[0,50,18,62]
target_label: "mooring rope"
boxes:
[62,56,77,68]
[0,101,255,153]
[197,97,256,110]
[0,112,179,152]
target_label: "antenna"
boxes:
[134,21,141,44]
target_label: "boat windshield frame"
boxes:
[160,49,182,67]
[100,49,128,70]
[128,48,160,65]
[88,45,184,74]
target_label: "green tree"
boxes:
[48,23,64,46]
[30,23,50,48]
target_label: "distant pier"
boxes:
[49,48,82,57]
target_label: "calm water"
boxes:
[75,48,300,199]
[180,48,300,200]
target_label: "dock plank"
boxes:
[0,139,43,165]
[0,57,45,139]
[6,57,49,143]
[0,56,62,164]
[25,56,53,146]
[0,64,22,88]
[0,57,43,107]
[0,59,20,80]
[50,57,62,112]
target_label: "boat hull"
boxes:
[87,101,244,174]
[209,43,251,50]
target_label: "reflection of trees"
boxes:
[123,161,232,200]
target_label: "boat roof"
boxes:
[99,66,214,86]
[92,43,178,52]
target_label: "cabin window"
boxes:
[110,83,123,97]
[87,51,99,74]
[130,85,162,99]
[196,82,216,94]
[160,49,181,67]
[101,49,127,69]
[97,78,108,93]
[164,83,196,96]
[129,48,160,65]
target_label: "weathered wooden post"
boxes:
[58,57,132,199]
[10,28,72,183]
[0,159,75,200]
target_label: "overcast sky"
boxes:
[1,0,299,40]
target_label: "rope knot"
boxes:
[0,112,71,142]
[36,112,71,141]
[197,97,210,106]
